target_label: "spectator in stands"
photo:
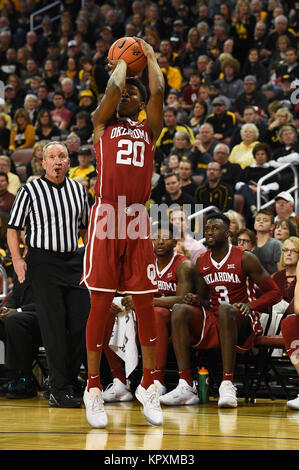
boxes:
[235,142,279,220]
[265,107,296,151]
[166,154,180,174]
[215,57,244,108]
[36,84,54,112]
[194,161,234,213]
[272,236,299,303]
[60,77,78,116]
[178,160,198,198]
[169,130,192,160]
[0,156,21,195]
[4,84,23,118]
[161,172,196,214]
[158,54,183,92]
[253,20,268,51]
[23,93,38,125]
[253,208,282,274]
[165,89,188,124]
[235,75,269,119]
[236,227,257,251]
[205,97,237,145]
[169,208,206,264]
[180,29,206,72]
[224,209,244,243]
[229,123,260,169]
[273,125,299,160]
[273,219,297,243]
[241,48,268,88]
[9,108,35,153]
[22,58,40,90]
[42,59,60,93]
[274,192,298,222]
[50,91,72,131]
[262,14,297,56]
[187,99,208,135]
[68,147,95,182]
[187,124,216,177]
[156,107,195,160]
[181,71,202,112]
[65,133,81,168]
[275,47,299,81]
[26,141,45,181]
[230,0,257,66]
[35,109,61,142]
[212,143,242,189]
[70,111,93,145]
[0,113,10,154]
[230,105,268,149]
[77,90,97,116]
[0,172,15,214]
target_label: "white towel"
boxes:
[109,297,139,377]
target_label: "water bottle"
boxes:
[197,367,209,403]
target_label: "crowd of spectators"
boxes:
[0,0,298,399]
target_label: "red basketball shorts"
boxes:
[189,305,258,353]
[82,199,158,294]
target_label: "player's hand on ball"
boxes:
[133,37,155,58]
[108,58,126,71]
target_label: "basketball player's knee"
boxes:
[172,304,191,327]
[218,303,237,324]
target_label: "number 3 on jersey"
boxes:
[215,285,230,304]
[116,139,145,167]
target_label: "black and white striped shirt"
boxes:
[8,176,90,253]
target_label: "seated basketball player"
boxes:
[160,212,282,408]
[102,221,197,401]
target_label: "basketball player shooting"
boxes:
[82,37,165,428]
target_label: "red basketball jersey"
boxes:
[197,245,256,316]
[94,117,154,205]
[155,254,187,297]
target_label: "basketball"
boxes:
[108,37,147,75]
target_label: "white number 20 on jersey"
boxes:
[116,139,145,167]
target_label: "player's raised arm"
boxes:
[134,37,165,144]
[92,59,127,142]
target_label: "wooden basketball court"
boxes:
[1,394,299,451]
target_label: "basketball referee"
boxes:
[7,141,90,408]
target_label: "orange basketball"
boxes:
[108,37,147,75]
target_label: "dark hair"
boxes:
[274,218,297,237]
[78,147,92,156]
[236,228,256,245]
[252,142,272,160]
[206,212,230,228]
[151,220,174,236]
[164,172,179,181]
[255,208,275,224]
[0,172,8,183]
[125,77,147,103]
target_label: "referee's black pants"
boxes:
[27,248,90,392]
